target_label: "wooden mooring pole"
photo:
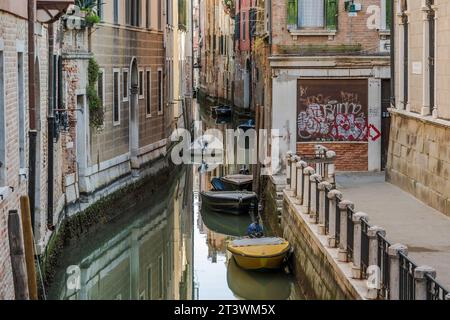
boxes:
[8,210,29,300]
[20,196,38,299]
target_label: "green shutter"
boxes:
[386,0,392,30]
[287,0,298,29]
[326,0,338,30]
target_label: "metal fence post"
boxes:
[388,243,408,300]
[327,189,342,248]
[338,200,354,262]
[317,181,332,235]
[366,226,386,299]
[296,160,307,204]
[309,174,322,223]
[303,167,315,214]
[414,266,436,300]
[352,212,369,279]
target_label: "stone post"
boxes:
[285,151,293,185]
[296,160,307,203]
[327,189,342,248]
[352,212,369,279]
[302,167,315,214]
[414,266,436,300]
[317,181,332,235]
[309,174,322,223]
[388,243,408,300]
[325,150,336,184]
[337,200,354,262]
[366,226,386,299]
[290,155,299,193]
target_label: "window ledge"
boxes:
[288,29,337,37]
[378,29,391,36]
[389,107,450,129]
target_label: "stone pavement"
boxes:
[336,172,450,289]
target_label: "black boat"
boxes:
[238,119,256,131]
[215,104,232,116]
[220,174,253,191]
[200,191,257,215]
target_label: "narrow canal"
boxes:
[47,100,306,300]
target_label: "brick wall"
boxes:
[297,142,368,172]
[271,0,387,55]
[0,11,29,300]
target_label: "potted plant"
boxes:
[75,0,102,27]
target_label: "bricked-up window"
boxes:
[113,69,121,125]
[158,69,163,114]
[113,0,119,24]
[0,50,5,186]
[138,69,144,99]
[146,69,151,116]
[122,68,129,101]
[17,52,25,170]
[126,0,141,27]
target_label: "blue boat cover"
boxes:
[211,178,226,191]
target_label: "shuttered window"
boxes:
[287,0,337,30]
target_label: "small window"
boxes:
[122,68,129,102]
[113,69,121,125]
[146,68,152,117]
[298,0,324,28]
[242,12,247,41]
[17,52,25,170]
[158,0,162,31]
[158,69,163,114]
[126,0,141,27]
[146,0,151,29]
[97,69,105,110]
[113,0,119,24]
[97,0,104,21]
[138,69,144,99]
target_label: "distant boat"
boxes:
[226,258,292,300]
[238,119,256,131]
[200,191,257,215]
[220,174,253,191]
[227,237,290,270]
[215,104,232,116]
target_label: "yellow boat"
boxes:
[227,237,290,271]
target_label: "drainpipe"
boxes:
[390,0,395,107]
[27,0,37,231]
[47,23,55,229]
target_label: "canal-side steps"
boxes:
[267,150,449,300]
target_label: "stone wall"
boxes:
[386,111,450,217]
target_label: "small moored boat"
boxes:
[227,237,290,270]
[220,174,253,191]
[200,191,257,215]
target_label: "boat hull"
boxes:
[200,191,257,215]
[220,175,253,191]
[230,252,288,270]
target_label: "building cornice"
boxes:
[389,108,450,129]
[269,55,390,68]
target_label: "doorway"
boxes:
[381,79,391,170]
[129,58,139,170]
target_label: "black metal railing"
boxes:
[346,207,354,260]
[307,174,312,214]
[377,232,391,300]
[335,196,341,245]
[360,217,370,278]
[425,273,449,300]
[315,179,320,224]
[399,252,417,300]
[324,186,331,234]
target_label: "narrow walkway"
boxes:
[336,172,450,289]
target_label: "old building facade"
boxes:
[270,0,391,172]
[387,0,450,217]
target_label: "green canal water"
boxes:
[47,101,305,300]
